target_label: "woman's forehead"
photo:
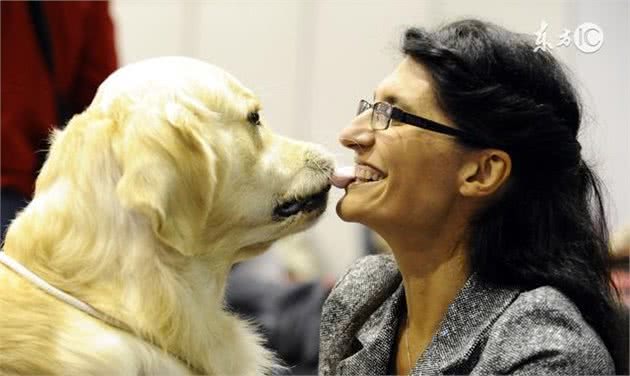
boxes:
[374,58,442,116]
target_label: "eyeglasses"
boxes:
[356,99,475,140]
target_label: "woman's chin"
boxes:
[335,194,369,223]
[335,178,387,223]
[335,197,352,222]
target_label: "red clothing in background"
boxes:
[1,1,118,197]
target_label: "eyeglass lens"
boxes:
[372,102,392,130]
[357,100,371,116]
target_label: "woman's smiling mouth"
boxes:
[330,164,387,189]
[354,164,386,183]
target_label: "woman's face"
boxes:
[336,58,467,233]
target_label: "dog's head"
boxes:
[50,57,333,259]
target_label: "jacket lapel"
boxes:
[413,274,520,375]
[334,256,402,375]
[337,283,404,375]
[327,255,521,376]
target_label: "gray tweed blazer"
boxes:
[318,255,615,375]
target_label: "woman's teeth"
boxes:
[354,165,385,182]
[330,164,385,189]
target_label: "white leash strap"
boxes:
[0,251,205,373]
[0,251,113,324]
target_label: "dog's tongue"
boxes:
[330,166,356,189]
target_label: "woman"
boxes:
[322,19,627,375]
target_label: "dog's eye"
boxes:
[247,111,261,126]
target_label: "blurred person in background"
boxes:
[322,19,628,375]
[611,224,630,307]
[611,224,630,260]
[1,1,118,237]
[226,249,333,375]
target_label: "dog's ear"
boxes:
[116,103,217,256]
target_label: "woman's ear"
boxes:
[115,107,216,256]
[458,149,511,198]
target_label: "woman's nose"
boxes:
[338,115,375,152]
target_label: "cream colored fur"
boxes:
[0,57,334,375]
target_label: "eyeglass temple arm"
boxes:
[396,108,507,149]
[391,108,471,138]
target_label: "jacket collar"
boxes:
[337,257,520,375]
[414,273,520,374]
[334,255,402,375]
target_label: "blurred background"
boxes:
[109,0,629,276]
[2,0,628,373]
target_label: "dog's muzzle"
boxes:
[273,184,331,219]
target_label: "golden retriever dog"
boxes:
[0,57,334,375]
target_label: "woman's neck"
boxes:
[399,247,469,342]
[378,223,471,349]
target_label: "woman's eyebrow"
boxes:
[387,95,417,113]
[373,92,400,106]
[374,91,418,114]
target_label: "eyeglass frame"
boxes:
[357,99,481,142]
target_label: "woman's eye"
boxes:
[247,111,261,126]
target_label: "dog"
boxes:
[0,57,334,375]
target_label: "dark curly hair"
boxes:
[402,19,628,373]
